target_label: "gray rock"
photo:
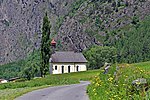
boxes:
[132,78,147,85]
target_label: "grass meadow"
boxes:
[0,70,100,100]
[0,61,149,100]
[87,61,150,100]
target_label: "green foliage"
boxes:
[69,0,87,17]
[0,60,25,79]
[56,39,63,50]
[21,64,38,80]
[95,16,102,28]
[41,12,52,77]
[79,16,88,24]
[55,15,65,29]
[0,86,46,100]
[85,28,98,37]
[0,70,100,90]
[0,70,100,99]
[0,76,77,90]
[20,51,41,80]
[0,50,41,80]
[131,16,139,25]
[19,50,41,80]
[104,16,150,63]
[87,62,150,100]
[83,46,117,69]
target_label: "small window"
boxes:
[55,66,57,70]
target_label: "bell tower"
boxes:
[51,38,56,53]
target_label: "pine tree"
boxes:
[41,12,51,77]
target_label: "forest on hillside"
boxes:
[0,0,150,79]
[83,16,150,69]
[1,15,150,78]
[104,16,150,63]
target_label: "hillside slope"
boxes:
[1,0,150,64]
[57,0,150,52]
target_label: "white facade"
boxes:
[50,51,88,74]
[51,63,87,74]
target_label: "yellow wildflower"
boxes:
[140,70,143,72]
[114,95,118,98]
[108,77,113,82]
[136,81,140,85]
[105,91,109,94]
[94,93,97,96]
[93,88,96,92]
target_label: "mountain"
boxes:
[0,0,75,64]
[1,0,150,64]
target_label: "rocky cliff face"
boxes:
[57,0,150,52]
[1,0,150,64]
[0,0,75,64]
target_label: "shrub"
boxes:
[83,46,117,69]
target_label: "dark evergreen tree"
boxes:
[41,12,52,77]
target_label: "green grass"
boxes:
[132,61,150,70]
[1,61,149,100]
[0,70,100,100]
[0,86,49,100]
[87,61,150,100]
[60,69,100,81]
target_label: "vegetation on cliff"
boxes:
[0,50,40,79]
[104,16,150,64]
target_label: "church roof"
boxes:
[51,51,87,63]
